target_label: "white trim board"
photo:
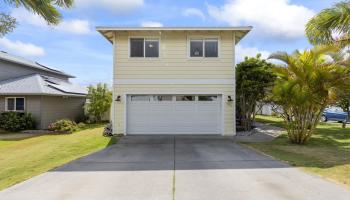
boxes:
[114,79,234,85]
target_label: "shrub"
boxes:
[0,112,36,132]
[48,119,77,133]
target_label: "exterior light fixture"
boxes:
[227,96,233,102]
[116,95,121,101]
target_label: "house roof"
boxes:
[0,51,75,78]
[96,26,252,44]
[0,74,87,97]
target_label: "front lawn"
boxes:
[0,124,117,190]
[247,115,350,187]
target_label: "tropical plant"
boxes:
[269,45,350,144]
[0,0,74,36]
[85,83,112,123]
[236,54,276,131]
[306,1,350,46]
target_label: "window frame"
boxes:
[188,36,220,59]
[129,37,160,59]
[5,97,25,112]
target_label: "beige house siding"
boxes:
[112,30,237,136]
[114,31,234,80]
[40,96,85,129]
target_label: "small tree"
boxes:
[270,45,350,144]
[236,54,276,131]
[86,83,112,123]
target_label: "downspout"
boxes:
[112,32,117,135]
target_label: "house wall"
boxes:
[112,30,236,136]
[0,95,85,129]
[0,95,42,128]
[40,96,85,129]
[0,60,69,81]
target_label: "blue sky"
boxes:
[0,0,338,85]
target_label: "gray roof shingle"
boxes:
[0,74,87,96]
[0,51,74,78]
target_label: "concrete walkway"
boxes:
[0,136,349,200]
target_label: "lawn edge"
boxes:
[241,142,350,190]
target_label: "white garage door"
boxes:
[126,95,222,134]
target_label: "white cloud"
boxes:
[141,21,163,27]
[11,8,92,34]
[183,8,205,20]
[208,0,315,38]
[0,37,45,56]
[75,0,144,12]
[236,44,270,62]
[56,20,91,34]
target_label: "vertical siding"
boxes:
[40,96,85,129]
[0,95,42,128]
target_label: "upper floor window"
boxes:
[130,38,159,58]
[190,38,218,58]
[5,97,25,112]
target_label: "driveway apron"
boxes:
[0,135,349,200]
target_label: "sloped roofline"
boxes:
[0,51,75,78]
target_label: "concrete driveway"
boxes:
[1,136,349,200]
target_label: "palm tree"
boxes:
[4,0,73,24]
[306,1,350,46]
[269,45,350,144]
[1,0,73,36]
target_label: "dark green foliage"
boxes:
[48,119,77,133]
[236,54,276,131]
[0,112,36,132]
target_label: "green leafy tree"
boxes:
[269,45,350,144]
[0,0,73,36]
[306,1,350,46]
[236,54,276,131]
[86,83,112,123]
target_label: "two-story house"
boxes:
[97,27,251,135]
[0,51,87,129]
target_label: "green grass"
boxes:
[247,115,350,187]
[0,124,118,190]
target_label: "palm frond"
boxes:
[306,1,350,45]
[4,0,74,25]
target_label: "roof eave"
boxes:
[96,26,252,44]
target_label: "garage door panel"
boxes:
[127,95,222,134]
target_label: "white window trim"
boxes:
[128,37,161,59]
[5,97,25,112]
[188,36,220,59]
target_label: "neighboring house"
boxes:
[97,27,251,135]
[0,51,87,129]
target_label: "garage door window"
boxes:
[131,95,151,101]
[198,95,218,101]
[176,95,195,101]
[153,95,173,101]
